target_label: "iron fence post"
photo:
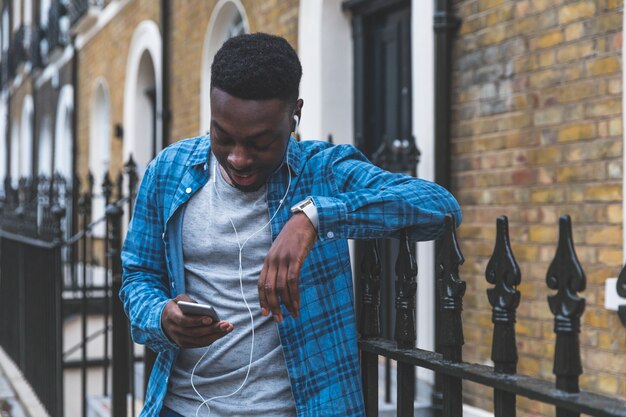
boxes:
[395,231,417,417]
[359,239,381,417]
[437,215,465,417]
[485,216,520,417]
[108,202,129,417]
[547,216,585,417]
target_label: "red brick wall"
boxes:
[451,1,624,415]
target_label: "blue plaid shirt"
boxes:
[120,135,461,416]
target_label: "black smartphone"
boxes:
[176,301,220,322]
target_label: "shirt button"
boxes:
[327,231,334,239]
[185,187,192,194]
[171,282,175,288]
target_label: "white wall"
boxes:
[123,20,162,174]
[298,0,353,145]
[90,80,111,237]
[54,85,74,179]
[20,95,33,178]
[200,0,249,135]
[412,0,436,386]
[38,116,53,176]
[10,119,18,183]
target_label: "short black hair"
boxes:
[211,32,302,102]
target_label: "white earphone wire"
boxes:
[192,143,292,417]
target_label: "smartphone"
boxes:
[177,301,220,322]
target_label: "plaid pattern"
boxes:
[120,135,461,417]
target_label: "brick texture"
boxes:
[452,0,624,413]
[76,0,299,185]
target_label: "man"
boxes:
[121,33,461,417]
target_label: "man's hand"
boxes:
[161,294,234,348]
[259,212,317,323]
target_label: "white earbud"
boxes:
[293,115,299,134]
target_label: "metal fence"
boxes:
[0,158,145,417]
[357,214,626,417]
[2,157,626,416]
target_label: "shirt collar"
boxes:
[185,134,303,176]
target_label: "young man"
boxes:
[121,33,461,417]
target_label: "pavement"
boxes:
[0,348,48,417]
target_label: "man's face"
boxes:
[210,88,300,192]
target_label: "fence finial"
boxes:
[102,173,113,205]
[359,239,381,338]
[485,215,521,373]
[395,230,417,349]
[437,214,465,417]
[486,216,520,417]
[437,214,466,359]
[546,215,585,395]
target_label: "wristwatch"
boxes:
[290,197,319,231]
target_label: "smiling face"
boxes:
[209,88,302,192]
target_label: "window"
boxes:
[200,0,250,134]
[12,0,20,30]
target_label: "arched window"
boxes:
[12,0,20,30]
[23,0,31,26]
[10,121,18,184]
[54,85,73,179]
[123,20,162,175]
[89,80,111,236]
[200,0,249,134]
[2,9,9,52]
[38,116,52,176]
[40,0,50,28]
[20,95,33,178]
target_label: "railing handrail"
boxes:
[358,215,626,417]
[360,338,626,417]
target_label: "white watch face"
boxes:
[292,198,312,212]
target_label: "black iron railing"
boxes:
[68,0,103,26]
[47,0,69,53]
[0,50,10,87]
[358,215,626,417]
[30,26,42,69]
[3,156,626,417]
[10,25,30,75]
[0,157,143,417]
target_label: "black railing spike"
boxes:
[125,154,139,201]
[102,172,113,205]
[437,214,466,351]
[437,214,465,417]
[327,133,334,144]
[546,215,585,400]
[616,264,626,327]
[87,171,94,193]
[394,230,417,349]
[50,204,66,244]
[125,154,138,181]
[394,230,418,417]
[485,216,521,371]
[359,239,382,415]
[359,239,381,338]
[116,172,124,202]
[485,216,521,417]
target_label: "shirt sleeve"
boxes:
[310,144,462,242]
[119,162,178,352]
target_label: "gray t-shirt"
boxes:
[163,155,296,417]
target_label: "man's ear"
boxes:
[292,98,304,132]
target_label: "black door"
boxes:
[351,0,412,158]
[346,0,416,408]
